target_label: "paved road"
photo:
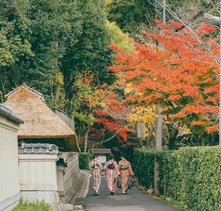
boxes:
[75,174,182,211]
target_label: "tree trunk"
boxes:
[168,126,178,150]
[83,125,90,152]
[0,91,3,104]
[154,158,160,195]
[154,105,163,195]
[156,106,162,151]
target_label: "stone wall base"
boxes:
[21,190,60,211]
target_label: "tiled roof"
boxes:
[92,148,111,154]
[0,104,23,124]
[18,143,60,154]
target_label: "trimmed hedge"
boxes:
[134,149,154,189]
[79,152,93,169]
[134,146,221,211]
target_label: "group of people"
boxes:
[89,153,134,196]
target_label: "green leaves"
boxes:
[134,147,221,210]
[13,199,52,211]
[106,0,156,34]
[79,152,93,170]
[0,34,14,68]
[134,149,155,188]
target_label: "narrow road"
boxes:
[75,174,181,211]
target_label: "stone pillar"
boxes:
[57,166,65,203]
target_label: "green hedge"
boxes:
[13,199,52,211]
[134,146,221,211]
[134,149,154,189]
[79,152,93,169]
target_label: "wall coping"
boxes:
[18,154,58,161]
[0,104,23,124]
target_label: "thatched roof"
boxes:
[4,83,80,151]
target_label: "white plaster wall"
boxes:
[18,154,60,208]
[0,115,20,207]
[19,154,58,191]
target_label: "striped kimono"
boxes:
[104,160,119,193]
[119,159,134,193]
[89,159,103,193]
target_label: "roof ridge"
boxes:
[5,83,44,101]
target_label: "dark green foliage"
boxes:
[133,149,154,189]
[134,147,221,210]
[13,199,52,211]
[0,0,82,100]
[60,0,115,100]
[79,152,93,170]
[0,0,114,103]
[107,0,156,34]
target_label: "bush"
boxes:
[134,146,221,211]
[134,149,154,189]
[79,152,93,169]
[13,199,52,211]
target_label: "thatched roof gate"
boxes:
[4,83,80,151]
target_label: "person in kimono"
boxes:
[89,155,103,195]
[104,154,119,195]
[118,154,134,194]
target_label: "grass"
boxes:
[13,199,52,211]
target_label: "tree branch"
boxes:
[93,127,124,147]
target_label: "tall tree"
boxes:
[0,0,82,100]
[109,20,219,142]
[61,0,115,100]
[72,73,127,152]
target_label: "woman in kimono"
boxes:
[89,155,103,195]
[118,154,134,194]
[104,154,119,195]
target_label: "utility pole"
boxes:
[163,0,166,24]
[204,2,221,146]
[154,0,166,195]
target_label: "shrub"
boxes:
[13,199,52,211]
[79,152,93,169]
[134,149,154,189]
[134,146,221,211]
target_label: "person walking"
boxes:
[118,154,134,194]
[104,154,119,195]
[89,155,103,195]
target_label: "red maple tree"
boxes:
[89,91,129,146]
[109,20,219,134]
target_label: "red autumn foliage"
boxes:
[109,20,219,133]
[90,90,129,144]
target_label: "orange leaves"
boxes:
[206,125,219,134]
[170,104,219,120]
[191,121,206,126]
[197,22,216,36]
[109,20,220,133]
[205,85,219,94]
[109,42,124,53]
[168,95,182,101]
